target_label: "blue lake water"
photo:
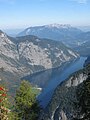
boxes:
[23,57,87,108]
[37,57,87,107]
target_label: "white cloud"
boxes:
[70,0,88,4]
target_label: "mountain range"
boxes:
[18,24,82,48]
[17,24,90,56]
[0,30,79,94]
[0,24,90,120]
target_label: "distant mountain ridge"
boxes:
[18,24,90,56]
[75,32,90,56]
[77,26,90,32]
[18,24,83,47]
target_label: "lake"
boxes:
[22,57,87,108]
[37,57,87,107]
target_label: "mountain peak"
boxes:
[17,24,82,48]
[45,23,71,29]
[0,30,4,33]
[0,30,6,38]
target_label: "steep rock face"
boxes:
[0,31,31,92]
[0,32,33,77]
[40,65,90,120]
[0,31,19,73]
[16,35,78,71]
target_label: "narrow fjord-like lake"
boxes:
[38,57,87,107]
[23,57,87,107]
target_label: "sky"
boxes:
[0,0,90,29]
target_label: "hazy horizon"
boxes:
[0,0,90,29]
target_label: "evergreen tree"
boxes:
[15,80,40,120]
[73,76,90,120]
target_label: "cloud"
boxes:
[70,0,88,4]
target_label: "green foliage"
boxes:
[15,80,40,120]
[73,76,90,120]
